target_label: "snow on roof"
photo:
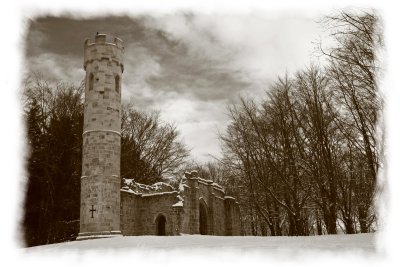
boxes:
[121,188,178,198]
[121,176,230,204]
[213,187,225,194]
[153,182,175,190]
[142,191,178,197]
[124,179,134,186]
[122,178,176,194]
[178,178,191,193]
[172,201,183,207]
[197,177,214,184]
[178,182,185,192]
[195,178,225,193]
[120,188,141,196]
[172,195,184,207]
[212,182,223,189]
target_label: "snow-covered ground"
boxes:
[25,233,375,252]
[18,234,389,267]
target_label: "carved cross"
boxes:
[90,205,96,218]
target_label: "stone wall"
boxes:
[120,171,241,236]
[121,190,180,235]
[187,172,241,236]
[231,201,241,235]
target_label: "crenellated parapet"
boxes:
[84,34,124,73]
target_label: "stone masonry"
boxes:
[78,34,241,239]
[120,171,241,236]
[78,34,124,240]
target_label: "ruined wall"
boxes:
[120,192,142,235]
[178,171,241,236]
[121,190,180,235]
[119,172,241,236]
[180,176,199,234]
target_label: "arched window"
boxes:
[115,75,120,93]
[156,214,166,236]
[88,73,94,91]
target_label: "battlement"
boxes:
[84,33,124,72]
[84,34,124,48]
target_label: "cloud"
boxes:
[121,43,162,106]
[157,95,230,162]
[25,16,148,57]
[147,12,323,88]
[24,12,325,162]
[26,52,84,84]
[141,13,251,102]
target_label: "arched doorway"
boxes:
[156,214,166,236]
[199,200,208,235]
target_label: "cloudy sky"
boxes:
[25,11,326,162]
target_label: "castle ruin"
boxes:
[77,34,241,239]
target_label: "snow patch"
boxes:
[122,177,176,194]
[123,178,134,186]
[142,191,178,197]
[172,201,184,207]
[172,194,185,207]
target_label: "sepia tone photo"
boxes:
[11,1,391,263]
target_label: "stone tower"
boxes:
[77,34,124,240]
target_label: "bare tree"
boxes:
[322,10,382,232]
[220,81,315,236]
[121,104,190,184]
[293,66,341,234]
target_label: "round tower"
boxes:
[77,34,124,240]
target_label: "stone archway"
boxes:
[155,214,166,236]
[199,200,208,235]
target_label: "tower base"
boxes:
[76,231,122,241]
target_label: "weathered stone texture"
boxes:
[120,172,241,236]
[121,191,179,235]
[80,176,120,233]
[79,34,124,239]
[79,34,241,239]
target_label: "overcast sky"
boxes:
[25,11,326,162]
